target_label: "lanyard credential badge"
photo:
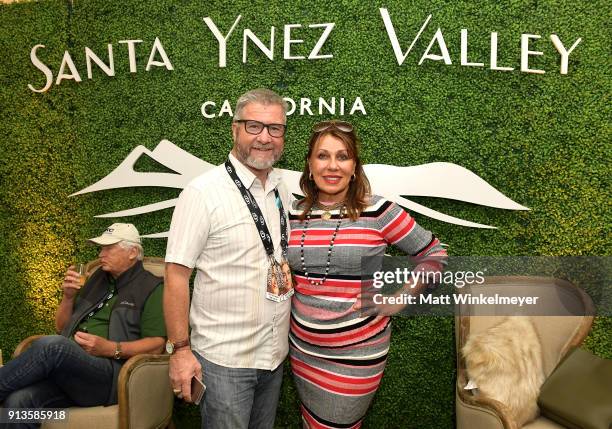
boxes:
[225,159,294,302]
[266,255,294,302]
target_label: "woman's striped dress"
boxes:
[287,195,447,429]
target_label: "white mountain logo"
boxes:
[71,140,529,237]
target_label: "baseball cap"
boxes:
[88,223,141,246]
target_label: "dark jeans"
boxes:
[195,352,284,429]
[0,335,114,429]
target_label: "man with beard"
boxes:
[164,89,292,429]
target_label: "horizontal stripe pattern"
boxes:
[287,195,447,428]
[291,357,384,395]
[291,313,389,348]
[301,404,362,429]
[287,195,446,347]
[289,324,391,362]
[291,331,388,427]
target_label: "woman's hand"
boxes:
[352,282,418,316]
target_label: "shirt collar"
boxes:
[228,152,257,189]
[228,152,281,190]
[267,168,282,188]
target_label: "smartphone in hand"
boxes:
[191,375,206,405]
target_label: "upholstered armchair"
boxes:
[455,276,594,429]
[11,257,174,429]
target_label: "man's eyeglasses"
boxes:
[312,120,354,133]
[234,120,287,138]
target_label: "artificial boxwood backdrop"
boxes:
[1,0,610,427]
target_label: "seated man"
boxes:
[0,223,165,426]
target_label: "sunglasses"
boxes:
[312,120,354,133]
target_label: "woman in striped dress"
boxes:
[287,121,447,429]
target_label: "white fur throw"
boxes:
[462,316,545,426]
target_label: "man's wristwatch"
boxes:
[114,342,122,360]
[165,338,190,355]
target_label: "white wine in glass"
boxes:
[76,264,87,287]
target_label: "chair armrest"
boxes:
[117,354,173,429]
[456,371,519,429]
[456,390,512,429]
[12,335,45,358]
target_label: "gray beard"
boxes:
[246,155,275,170]
[234,145,279,170]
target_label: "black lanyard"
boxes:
[225,159,288,258]
[83,282,116,322]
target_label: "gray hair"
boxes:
[233,89,287,123]
[118,240,144,261]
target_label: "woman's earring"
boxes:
[309,173,314,181]
[351,173,356,181]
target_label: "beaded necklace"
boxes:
[300,204,345,286]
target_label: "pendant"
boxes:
[321,211,332,220]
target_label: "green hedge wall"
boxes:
[1,0,609,428]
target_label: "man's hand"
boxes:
[169,349,202,403]
[74,331,114,357]
[55,266,84,333]
[61,266,83,300]
[164,263,198,401]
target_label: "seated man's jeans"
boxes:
[194,352,284,429]
[0,335,114,429]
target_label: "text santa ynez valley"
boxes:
[29,8,582,93]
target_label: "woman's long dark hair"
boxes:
[298,127,371,221]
